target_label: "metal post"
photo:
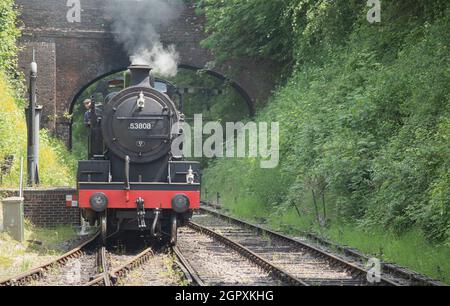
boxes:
[19,157,24,198]
[88,95,103,159]
[27,50,40,186]
[34,105,42,184]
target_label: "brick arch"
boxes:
[16,0,279,146]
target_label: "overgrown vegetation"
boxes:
[0,217,77,279]
[200,0,450,281]
[0,1,76,187]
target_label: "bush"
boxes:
[201,2,450,244]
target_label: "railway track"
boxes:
[86,243,206,286]
[194,206,397,286]
[85,246,155,286]
[176,225,286,286]
[185,220,369,286]
[0,232,100,286]
[0,232,195,286]
[198,203,446,286]
[2,204,443,286]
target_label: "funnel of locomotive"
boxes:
[76,63,200,245]
[128,64,155,87]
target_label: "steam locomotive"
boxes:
[77,64,200,244]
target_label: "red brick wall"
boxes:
[0,188,80,227]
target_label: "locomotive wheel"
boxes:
[100,212,107,245]
[170,213,178,246]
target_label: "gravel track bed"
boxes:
[27,253,97,286]
[177,227,283,286]
[117,250,184,286]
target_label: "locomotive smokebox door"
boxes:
[100,64,180,165]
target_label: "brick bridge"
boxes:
[16,0,278,146]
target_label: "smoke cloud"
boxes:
[106,0,183,77]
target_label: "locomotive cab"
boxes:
[77,64,200,244]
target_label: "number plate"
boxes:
[129,122,152,130]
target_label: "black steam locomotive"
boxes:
[77,65,200,244]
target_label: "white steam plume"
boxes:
[106,0,183,77]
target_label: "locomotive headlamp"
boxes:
[186,166,195,184]
[89,192,108,212]
[172,194,190,213]
[137,91,145,110]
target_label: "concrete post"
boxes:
[1,197,25,242]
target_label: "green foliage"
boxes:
[199,0,296,63]
[199,0,448,63]
[0,0,20,75]
[0,71,76,187]
[202,0,450,257]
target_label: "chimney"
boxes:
[128,64,155,87]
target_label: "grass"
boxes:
[0,216,78,280]
[164,254,189,286]
[324,224,450,284]
[210,196,450,284]
[224,196,270,222]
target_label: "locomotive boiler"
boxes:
[77,64,200,244]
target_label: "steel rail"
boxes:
[187,221,309,286]
[199,206,399,286]
[84,247,155,286]
[100,247,111,286]
[0,231,100,286]
[171,245,205,286]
